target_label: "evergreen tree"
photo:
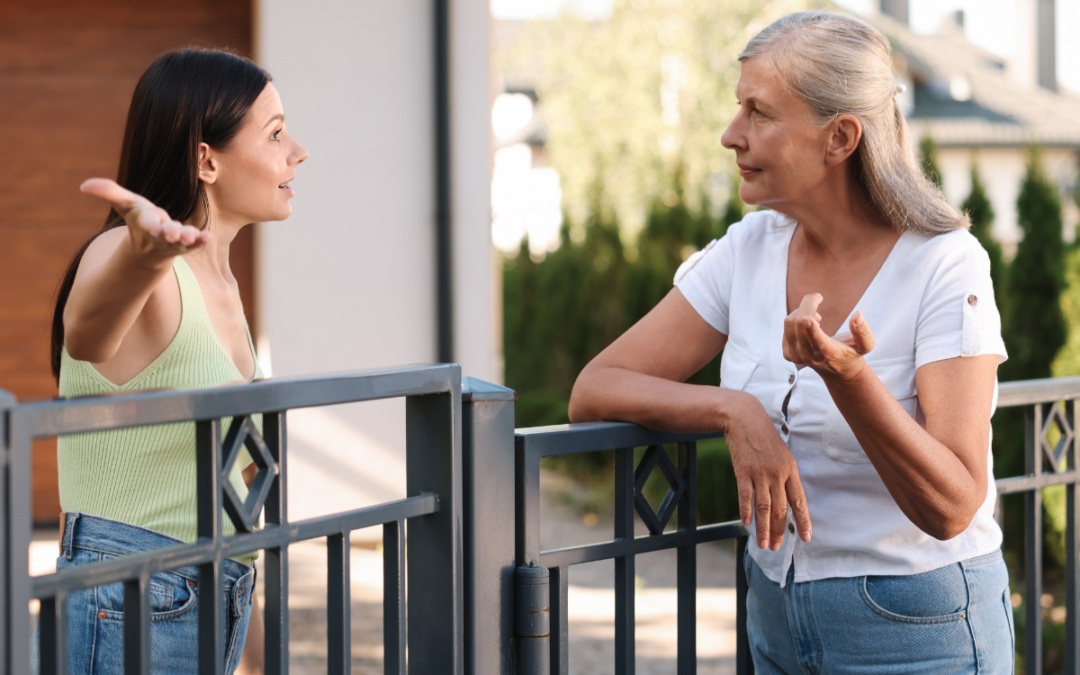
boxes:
[962,163,1005,305]
[1002,146,1067,384]
[919,136,944,189]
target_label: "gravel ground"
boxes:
[29,470,740,674]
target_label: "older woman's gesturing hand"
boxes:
[783,294,876,379]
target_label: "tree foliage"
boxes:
[918,135,943,189]
[962,163,1005,305]
[1002,147,1067,383]
[497,0,824,240]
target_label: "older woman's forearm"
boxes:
[569,363,748,433]
[820,363,987,540]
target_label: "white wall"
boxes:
[256,0,492,528]
[936,146,1079,252]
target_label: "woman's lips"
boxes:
[738,163,761,178]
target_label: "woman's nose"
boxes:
[721,112,746,151]
[292,140,309,165]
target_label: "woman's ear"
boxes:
[825,114,862,167]
[197,142,219,185]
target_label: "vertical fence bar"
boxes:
[0,390,12,675]
[8,411,32,674]
[549,565,569,675]
[196,418,225,675]
[736,536,754,675]
[263,411,288,675]
[677,443,697,675]
[404,374,463,675]
[1067,400,1080,674]
[123,576,151,675]
[327,532,351,675]
[614,448,636,675]
[384,520,407,675]
[39,593,68,675]
[1025,405,1043,675]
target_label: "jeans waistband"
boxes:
[61,512,252,583]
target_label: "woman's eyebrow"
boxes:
[263,113,285,129]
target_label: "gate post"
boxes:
[405,367,464,675]
[461,377,517,675]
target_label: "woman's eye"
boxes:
[271,129,282,141]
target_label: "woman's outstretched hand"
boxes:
[80,178,210,261]
[783,294,876,380]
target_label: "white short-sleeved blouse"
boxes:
[674,209,1008,586]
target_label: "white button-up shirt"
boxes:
[675,210,1008,586]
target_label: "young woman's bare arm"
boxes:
[570,288,814,551]
[63,179,210,364]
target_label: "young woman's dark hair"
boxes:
[50,48,270,381]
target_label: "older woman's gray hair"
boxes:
[739,11,967,236]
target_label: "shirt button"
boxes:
[781,423,789,434]
[788,374,795,384]
[788,524,795,534]
[967,294,978,305]
[188,579,196,588]
[98,610,107,619]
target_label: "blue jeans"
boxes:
[32,512,254,675]
[745,550,1015,674]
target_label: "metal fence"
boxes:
[514,424,748,675]
[1,364,464,675]
[2,369,1080,674]
[997,375,1080,675]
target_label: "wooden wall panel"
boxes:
[0,0,254,524]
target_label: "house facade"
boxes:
[0,0,496,528]
[873,2,1080,251]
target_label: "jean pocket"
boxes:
[97,571,196,622]
[823,358,917,464]
[860,564,969,624]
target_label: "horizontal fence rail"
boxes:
[0,364,464,675]
[515,422,752,675]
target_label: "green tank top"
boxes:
[58,256,262,564]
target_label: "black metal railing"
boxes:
[997,375,1080,675]
[4,371,1080,674]
[1,364,463,675]
[513,423,750,675]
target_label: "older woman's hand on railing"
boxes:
[726,392,813,551]
[782,293,876,381]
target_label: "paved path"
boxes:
[29,471,740,674]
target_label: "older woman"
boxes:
[569,11,1012,674]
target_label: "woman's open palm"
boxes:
[782,293,876,378]
[80,178,210,259]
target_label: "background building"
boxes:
[0,0,496,529]
[874,2,1080,252]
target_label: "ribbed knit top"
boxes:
[58,256,261,565]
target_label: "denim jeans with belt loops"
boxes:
[32,512,254,675]
[745,549,1015,674]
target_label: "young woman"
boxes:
[36,48,307,674]
[570,12,1012,674]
